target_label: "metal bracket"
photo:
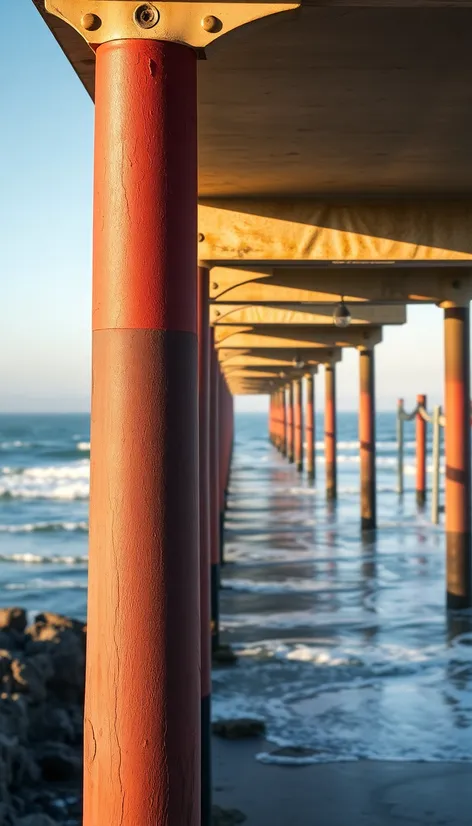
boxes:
[45,1,299,50]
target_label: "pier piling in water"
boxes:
[210,332,221,650]
[294,378,304,472]
[359,348,377,531]
[325,363,337,500]
[198,267,212,826]
[444,306,472,609]
[287,383,295,463]
[306,371,315,481]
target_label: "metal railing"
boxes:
[397,399,445,525]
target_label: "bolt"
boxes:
[134,4,160,28]
[201,15,222,33]
[198,233,205,243]
[211,283,219,291]
[214,310,221,317]
[81,12,102,31]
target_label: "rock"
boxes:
[212,645,238,666]
[11,654,54,703]
[25,619,85,702]
[36,742,82,782]
[0,609,26,634]
[29,707,75,745]
[212,718,266,740]
[18,816,59,826]
[212,806,246,825]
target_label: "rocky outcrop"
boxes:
[0,609,84,825]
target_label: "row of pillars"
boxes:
[269,307,472,612]
[269,353,376,530]
[201,272,234,824]
[57,36,472,821]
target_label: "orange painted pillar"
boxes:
[359,349,377,530]
[287,383,294,462]
[416,393,427,506]
[294,378,304,472]
[218,373,229,566]
[85,40,199,825]
[444,307,472,609]
[306,372,315,480]
[325,364,337,499]
[277,388,283,451]
[269,393,274,444]
[280,387,287,456]
[198,267,211,825]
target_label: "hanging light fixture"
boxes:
[333,296,352,328]
[292,354,305,370]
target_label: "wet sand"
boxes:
[213,736,472,825]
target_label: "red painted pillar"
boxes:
[306,372,315,480]
[444,307,472,609]
[325,364,337,500]
[198,267,211,825]
[85,41,199,825]
[294,378,304,472]
[287,383,294,462]
[218,371,227,565]
[269,393,274,444]
[359,348,377,531]
[416,393,427,506]
[280,387,287,456]
[210,333,221,650]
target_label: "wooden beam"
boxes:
[199,200,472,264]
[210,303,406,325]
[217,348,342,366]
[214,325,383,349]
[208,265,472,305]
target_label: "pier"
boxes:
[27,2,472,823]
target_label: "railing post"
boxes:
[416,393,427,506]
[397,398,404,495]
[431,404,441,526]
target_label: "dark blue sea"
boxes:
[1,411,470,764]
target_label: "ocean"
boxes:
[0,411,470,765]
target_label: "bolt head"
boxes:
[211,283,219,291]
[134,4,160,28]
[201,15,222,33]
[198,233,205,243]
[81,12,102,31]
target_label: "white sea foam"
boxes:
[76,442,90,452]
[0,441,30,450]
[0,461,90,500]
[0,521,88,534]
[0,552,88,565]
[4,578,87,591]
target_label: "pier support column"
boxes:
[294,378,304,472]
[269,394,274,444]
[85,40,199,825]
[287,383,295,463]
[444,306,472,609]
[416,394,427,506]
[306,372,315,481]
[281,387,287,456]
[218,371,227,565]
[210,332,221,648]
[325,364,337,499]
[359,348,377,531]
[198,267,211,825]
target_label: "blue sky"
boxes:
[0,1,454,414]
